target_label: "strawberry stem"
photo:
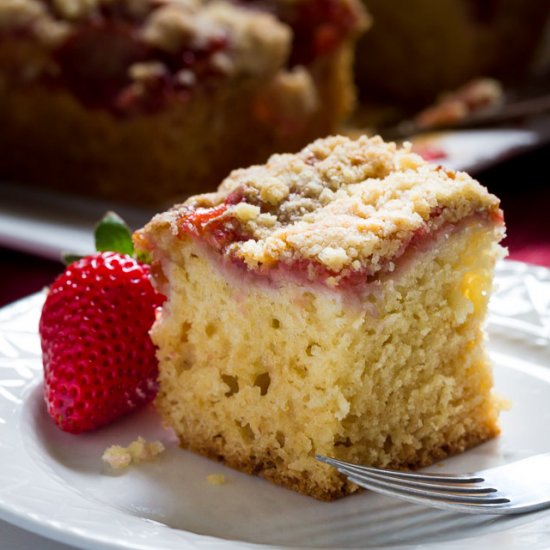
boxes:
[95,211,134,256]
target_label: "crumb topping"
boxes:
[0,0,365,78]
[102,436,165,469]
[142,135,503,282]
[141,1,289,77]
[0,0,291,111]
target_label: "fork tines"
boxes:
[316,455,511,508]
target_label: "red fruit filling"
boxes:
[285,0,361,66]
[114,33,229,114]
[177,200,502,291]
[177,189,247,250]
[54,20,150,109]
[52,13,230,114]
[239,0,360,66]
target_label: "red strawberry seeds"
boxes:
[39,251,164,433]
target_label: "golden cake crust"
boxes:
[177,420,499,500]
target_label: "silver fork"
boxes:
[316,453,550,515]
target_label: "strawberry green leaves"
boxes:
[62,211,136,265]
[94,211,134,256]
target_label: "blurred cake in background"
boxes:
[0,0,367,205]
[355,0,550,114]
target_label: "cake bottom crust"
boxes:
[174,421,499,501]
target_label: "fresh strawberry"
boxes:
[39,213,164,434]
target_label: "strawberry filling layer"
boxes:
[177,199,504,291]
[177,189,247,249]
[53,18,229,113]
[239,0,361,66]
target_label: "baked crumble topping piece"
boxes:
[150,135,502,287]
[102,436,165,469]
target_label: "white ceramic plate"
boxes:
[1,260,550,550]
[0,181,157,260]
[2,121,550,262]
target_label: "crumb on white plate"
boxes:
[102,436,165,469]
[206,473,227,485]
[495,393,513,412]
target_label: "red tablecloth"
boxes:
[1,143,550,308]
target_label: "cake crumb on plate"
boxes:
[206,474,227,485]
[102,437,165,469]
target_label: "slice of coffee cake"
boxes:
[137,135,506,500]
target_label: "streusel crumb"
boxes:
[102,436,165,469]
[206,473,226,485]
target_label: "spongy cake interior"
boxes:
[151,217,504,500]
